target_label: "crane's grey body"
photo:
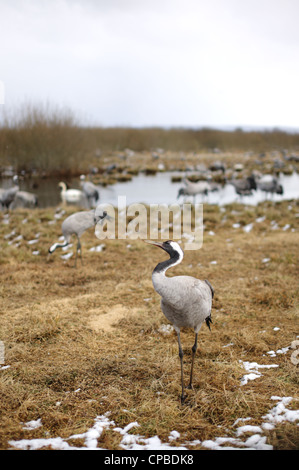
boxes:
[146,240,214,403]
[257,174,283,197]
[229,175,257,197]
[80,175,100,208]
[154,274,212,333]
[0,175,19,209]
[177,179,211,203]
[49,209,108,266]
[9,191,38,209]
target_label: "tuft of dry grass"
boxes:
[0,200,298,450]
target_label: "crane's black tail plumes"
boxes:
[204,279,214,331]
[204,279,214,298]
[205,315,212,331]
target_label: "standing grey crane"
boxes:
[229,175,257,197]
[9,190,38,209]
[177,179,211,203]
[0,175,19,209]
[49,208,109,267]
[145,240,214,404]
[257,174,283,198]
[80,175,100,208]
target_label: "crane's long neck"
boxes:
[150,243,184,297]
[152,248,183,297]
[49,239,69,253]
[153,250,182,276]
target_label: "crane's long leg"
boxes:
[187,333,198,390]
[176,331,186,404]
[78,238,83,265]
[74,236,83,268]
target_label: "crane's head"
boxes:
[94,208,114,225]
[94,210,107,224]
[177,187,186,199]
[144,239,184,259]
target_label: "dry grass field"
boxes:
[0,197,298,450]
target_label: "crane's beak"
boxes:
[144,239,164,249]
[95,213,113,225]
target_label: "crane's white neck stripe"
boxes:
[153,242,184,276]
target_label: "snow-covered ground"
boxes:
[7,395,299,450]
[5,336,299,451]
[3,330,299,451]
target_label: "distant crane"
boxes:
[0,175,19,209]
[9,191,38,209]
[257,174,283,198]
[80,175,100,208]
[229,175,257,197]
[49,208,109,267]
[177,179,211,203]
[145,239,214,404]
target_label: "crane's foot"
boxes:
[180,393,187,405]
[186,383,193,390]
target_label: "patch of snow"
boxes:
[89,244,105,252]
[266,345,290,358]
[243,223,253,233]
[262,397,299,425]
[22,419,42,431]
[4,230,16,239]
[60,252,73,260]
[233,417,252,427]
[240,361,279,386]
[9,437,72,451]
[235,425,262,436]
[168,430,180,441]
[158,324,174,336]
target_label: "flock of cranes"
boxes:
[0,163,287,403]
[0,174,101,210]
[177,172,284,203]
[0,165,285,210]
[0,175,38,210]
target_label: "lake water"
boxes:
[1,171,298,208]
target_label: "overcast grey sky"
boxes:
[1,0,299,129]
